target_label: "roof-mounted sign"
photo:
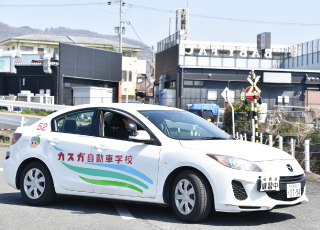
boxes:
[257,32,271,50]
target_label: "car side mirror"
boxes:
[129,130,151,141]
[127,123,137,136]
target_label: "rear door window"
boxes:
[52,109,95,135]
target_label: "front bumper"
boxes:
[202,161,309,213]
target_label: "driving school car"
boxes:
[3,104,308,222]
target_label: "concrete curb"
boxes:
[305,171,320,182]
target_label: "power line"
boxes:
[0,2,110,7]
[125,3,320,26]
[0,2,320,27]
[125,22,144,44]
[189,13,320,26]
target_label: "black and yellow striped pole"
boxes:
[248,70,261,143]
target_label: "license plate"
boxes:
[260,176,280,191]
[287,183,301,198]
[207,118,211,122]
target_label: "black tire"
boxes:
[171,170,212,223]
[20,161,56,206]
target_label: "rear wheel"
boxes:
[20,161,56,206]
[171,170,212,222]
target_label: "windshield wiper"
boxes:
[199,137,227,140]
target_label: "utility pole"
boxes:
[119,0,123,53]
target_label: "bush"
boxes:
[37,111,48,116]
[0,136,10,145]
[224,102,262,134]
[21,109,36,115]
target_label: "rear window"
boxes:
[203,110,213,119]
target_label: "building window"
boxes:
[207,90,218,100]
[54,48,59,53]
[38,48,44,54]
[194,81,203,86]
[7,48,10,51]
[21,46,33,52]
[122,71,132,81]
[184,80,193,86]
[122,52,132,57]
[12,46,15,50]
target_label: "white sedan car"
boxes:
[4,104,308,222]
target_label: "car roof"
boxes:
[187,109,212,111]
[77,103,181,111]
[46,103,182,119]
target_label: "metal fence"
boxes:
[236,133,320,173]
[152,96,319,110]
[157,32,181,52]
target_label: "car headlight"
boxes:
[207,154,262,172]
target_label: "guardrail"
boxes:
[0,100,69,111]
[0,114,41,127]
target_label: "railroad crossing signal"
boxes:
[245,87,260,102]
[247,74,261,94]
[247,70,261,143]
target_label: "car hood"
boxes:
[180,140,294,162]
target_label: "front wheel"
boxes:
[171,170,212,222]
[20,161,56,206]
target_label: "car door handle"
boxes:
[94,145,108,150]
[47,139,60,144]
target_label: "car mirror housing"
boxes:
[129,130,151,141]
[127,123,137,136]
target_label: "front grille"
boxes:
[267,187,304,201]
[280,174,304,182]
[232,180,248,201]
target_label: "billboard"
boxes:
[257,32,271,50]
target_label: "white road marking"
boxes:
[113,202,135,220]
[0,168,3,172]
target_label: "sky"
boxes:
[0,0,320,49]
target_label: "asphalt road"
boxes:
[1,145,320,230]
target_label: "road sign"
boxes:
[245,86,260,102]
[221,87,231,100]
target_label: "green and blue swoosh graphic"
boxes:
[61,162,153,193]
[86,163,153,184]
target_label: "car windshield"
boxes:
[139,110,230,140]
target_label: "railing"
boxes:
[157,32,181,53]
[236,133,319,172]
